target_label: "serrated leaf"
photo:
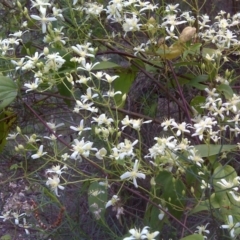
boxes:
[194,145,237,158]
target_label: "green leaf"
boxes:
[217,83,233,99]
[190,96,206,114]
[0,76,18,110]
[88,181,107,221]
[180,234,204,240]
[0,234,12,240]
[213,165,237,190]
[187,75,208,90]
[0,110,17,153]
[194,145,237,158]
[10,163,19,170]
[57,78,72,106]
[113,67,137,107]
[155,171,186,219]
[92,61,120,70]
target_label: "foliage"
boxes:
[1,0,240,239]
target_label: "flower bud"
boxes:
[16,126,21,133]
[43,47,49,56]
[179,26,196,43]
[191,186,194,194]
[150,177,156,186]
[17,1,22,8]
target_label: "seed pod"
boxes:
[179,26,196,43]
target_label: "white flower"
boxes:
[30,0,51,9]
[162,14,187,32]
[24,78,40,92]
[123,226,150,240]
[188,149,204,167]
[11,211,26,225]
[81,87,98,103]
[195,223,210,238]
[165,4,179,13]
[70,119,91,135]
[229,191,240,202]
[0,211,11,222]
[120,160,146,188]
[46,164,67,176]
[77,59,99,72]
[171,121,190,136]
[200,180,211,190]
[221,215,240,238]
[31,145,47,159]
[158,204,168,220]
[46,121,64,133]
[95,148,107,160]
[71,44,95,58]
[31,6,57,33]
[61,153,70,161]
[18,218,31,235]
[102,74,119,83]
[122,15,142,35]
[92,114,114,126]
[105,195,119,208]
[133,43,146,56]
[46,175,64,196]
[217,179,239,191]
[71,138,97,160]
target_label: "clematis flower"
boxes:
[70,119,91,135]
[24,78,40,92]
[46,175,64,196]
[120,160,145,188]
[221,215,240,238]
[31,6,57,33]
[31,145,47,159]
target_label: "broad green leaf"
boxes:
[88,181,107,221]
[202,47,217,58]
[155,171,186,219]
[57,78,72,106]
[0,76,18,110]
[0,234,11,240]
[180,234,204,240]
[182,43,202,59]
[217,83,233,99]
[157,43,184,60]
[174,61,200,67]
[92,61,120,70]
[113,67,137,107]
[144,203,164,230]
[187,75,208,90]
[213,165,237,190]
[0,110,17,153]
[194,145,237,158]
[190,96,206,114]
[190,193,220,215]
